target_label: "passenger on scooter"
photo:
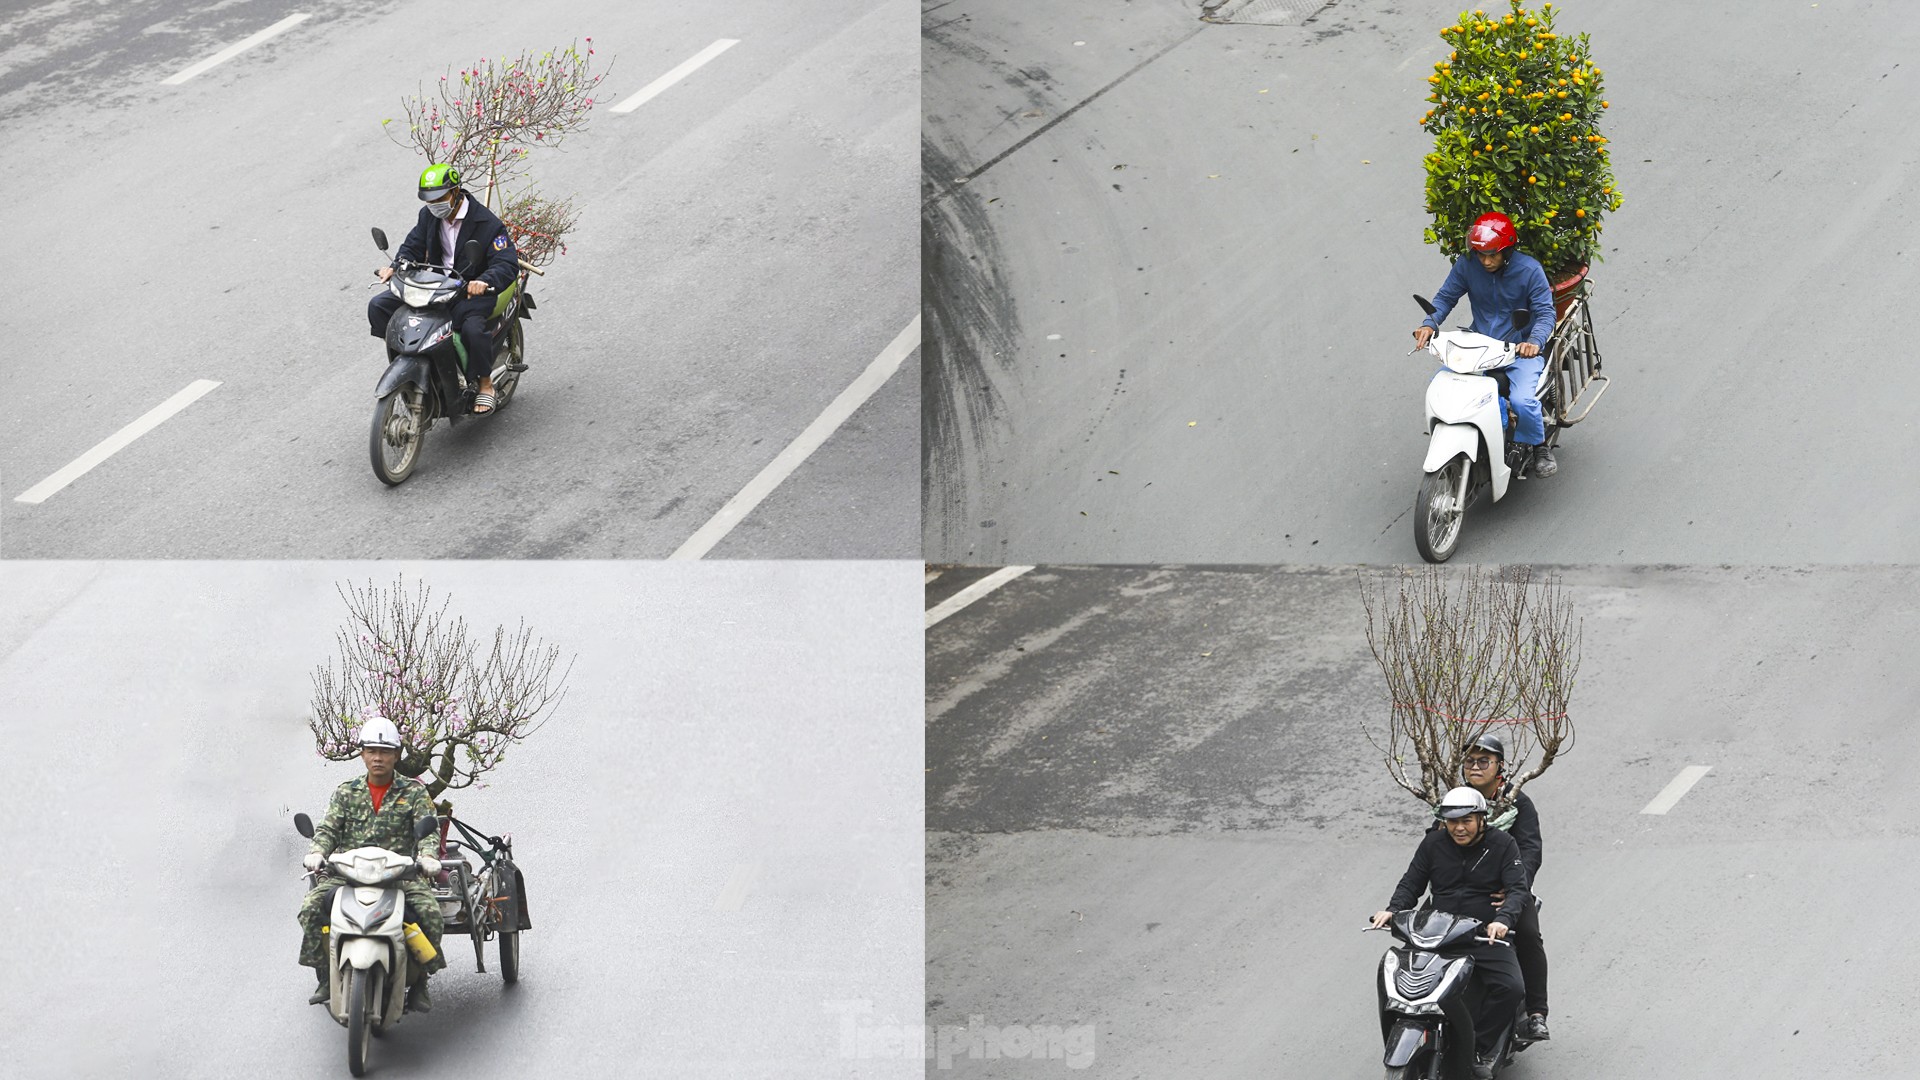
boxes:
[368,163,521,414]
[1410,211,1559,478]
[1372,787,1529,1080]
[297,717,447,1012]
[1458,734,1552,1042]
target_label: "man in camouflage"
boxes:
[298,716,447,1012]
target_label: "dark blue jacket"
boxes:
[392,194,520,292]
[1421,249,1555,350]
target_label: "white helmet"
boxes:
[1435,786,1488,820]
[358,716,404,750]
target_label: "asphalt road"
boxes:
[0,0,917,558]
[923,0,1920,564]
[0,560,922,1079]
[926,565,1920,1077]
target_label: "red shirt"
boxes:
[368,780,392,814]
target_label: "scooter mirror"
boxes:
[294,812,314,838]
[1413,294,1437,316]
[372,227,389,252]
[415,815,440,840]
[462,239,482,274]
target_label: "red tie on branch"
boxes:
[1392,701,1567,725]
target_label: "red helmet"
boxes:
[1467,212,1517,253]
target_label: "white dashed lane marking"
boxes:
[161,13,311,85]
[15,380,222,505]
[612,38,741,113]
[1640,765,1713,815]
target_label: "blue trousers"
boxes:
[1502,352,1547,446]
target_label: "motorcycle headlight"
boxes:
[401,282,439,307]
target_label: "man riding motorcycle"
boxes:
[1459,733,1551,1042]
[1411,211,1559,478]
[367,163,521,414]
[297,717,446,1012]
[1373,786,1529,1080]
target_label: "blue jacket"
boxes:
[392,194,521,293]
[1422,250,1555,350]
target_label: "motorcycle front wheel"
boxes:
[370,384,428,485]
[347,967,379,1077]
[1413,454,1469,564]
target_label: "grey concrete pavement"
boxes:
[926,565,1920,1076]
[0,560,922,1078]
[0,0,916,558]
[923,0,1920,564]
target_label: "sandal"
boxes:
[472,391,496,415]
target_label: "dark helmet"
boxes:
[1468,732,1507,761]
[1467,211,1517,252]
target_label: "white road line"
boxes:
[669,316,920,560]
[1640,765,1713,815]
[611,38,740,113]
[714,862,759,911]
[925,566,1034,629]
[14,380,222,505]
[925,569,943,585]
[160,13,310,85]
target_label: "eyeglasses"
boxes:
[1463,756,1498,768]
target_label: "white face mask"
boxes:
[426,196,456,220]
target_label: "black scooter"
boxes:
[367,227,535,485]
[1370,908,1536,1079]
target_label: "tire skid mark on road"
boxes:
[928,603,1106,726]
[14,379,221,505]
[160,12,311,85]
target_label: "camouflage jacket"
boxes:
[310,774,438,860]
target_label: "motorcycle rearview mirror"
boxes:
[372,227,389,253]
[294,812,314,838]
[461,239,482,273]
[415,815,440,840]
[1413,294,1437,316]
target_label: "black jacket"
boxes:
[1502,787,1542,882]
[393,194,520,292]
[1388,824,1531,930]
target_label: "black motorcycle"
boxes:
[1371,908,1536,1079]
[367,227,535,485]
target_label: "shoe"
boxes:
[1472,1053,1496,1079]
[1521,1014,1551,1041]
[309,980,330,1006]
[1530,445,1558,478]
[405,980,432,1014]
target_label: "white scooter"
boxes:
[295,812,438,1077]
[1409,296,1553,564]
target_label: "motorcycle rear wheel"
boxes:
[1414,455,1469,563]
[493,319,525,411]
[347,967,379,1077]
[370,384,428,485]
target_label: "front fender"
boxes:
[375,356,431,400]
[1423,422,1482,474]
[339,935,393,972]
[1383,1019,1431,1068]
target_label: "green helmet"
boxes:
[418,163,462,201]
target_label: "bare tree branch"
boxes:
[1359,566,1580,813]
[307,576,576,804]
[381,40,608,265]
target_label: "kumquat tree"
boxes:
[1420,2,1623,279]
[1359,566,1580,811]
[384,41,609,265]
[307,576,575,810]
